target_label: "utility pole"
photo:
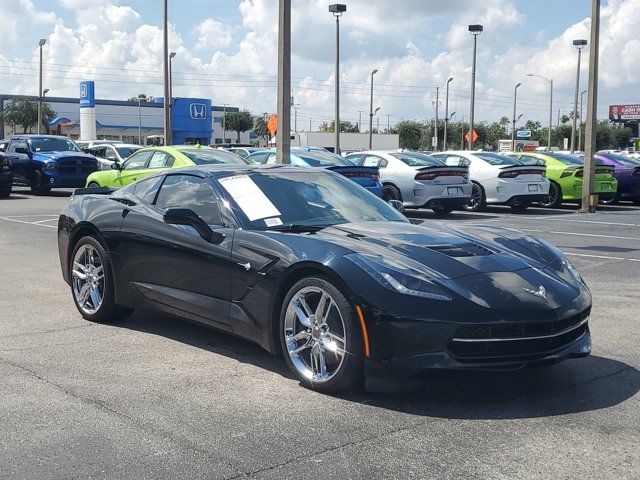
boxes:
[444,77,453,150]
[309,118,312,131]
[433,86,440,151]
[276,0,291,164]
[329,4,346,155]
[357,110,364,132]
[162,0,171,145]
[386,114,391,132]
[512,82,521,151]
[468,24,483,150]
[37,39,46,134]
[222,104,228,143]
[137,97,142,145]
[168,51,176,142]
[578,89,587,151]
[582,0,600,213]
[461,115,466,149]
[369,69,378,149]
[571,39,588,153]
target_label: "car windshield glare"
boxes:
[182,149,246,165]
[474,152,521,166]
[293,149,354,167]
[116,147,140,159]
[390,152,443,167]
[548,153,585,165]
[599,153,640,166]
[218,170,408,230]
[29,137,81,152]
[517,155,545,166]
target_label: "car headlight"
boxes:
[43,162,56,170]
[538,239,584,286]
[345,253,452,301]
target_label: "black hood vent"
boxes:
[427,243,493,257]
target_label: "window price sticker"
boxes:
[219,174,281,221]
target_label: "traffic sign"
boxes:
[266,114,278,135]
[517,130,532,138]
[464,130,478,143]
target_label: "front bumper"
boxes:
[0,172,12,192]
[42,170,93,189]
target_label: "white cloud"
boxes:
[195,18,234,50]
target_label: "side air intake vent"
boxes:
[427,243,493,257]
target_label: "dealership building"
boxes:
[0,81,250,145]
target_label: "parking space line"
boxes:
[1,214,59,218]
[564,252,640,263]
[513,216,640,228]
[0,217,57,229]
[31,218,59,224]
[514,228,640,241]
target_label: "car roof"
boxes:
[12,134,72,139]
[156,163,322,178]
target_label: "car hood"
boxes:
[33,151,96,162]
[309,221,583,309]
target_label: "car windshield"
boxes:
[218,169,408,230]
[516,155,546,166]
[181,149,247,165]
[474,152,521,166]
[547,153,584,165]
[390,152,443,167]
[115,147,141,159]
[293,149,354,167]
[599,153,640,166]
[29,137,81,152]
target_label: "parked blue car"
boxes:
[4,135,99,194]
[246,147,384,198]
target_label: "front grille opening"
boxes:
[448,309,590,362]
[428,243,493,258]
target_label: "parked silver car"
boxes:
[87,143,142,170]
[345,150,472,214]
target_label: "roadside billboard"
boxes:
[609,104,640,122]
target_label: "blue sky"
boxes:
[2,0,634,128]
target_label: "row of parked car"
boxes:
[1,134,638,212]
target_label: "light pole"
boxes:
[578,89,587,151]
[329,4,346,155]
[433,86,440,150]
[375,107,381,133]
[222,103,228,144]
[512,82,521,151]
[526,73,553,150]
[582,0,601,213]
[368,69,378,149]
[162,0,171,146]
[276,0,291,164]
[468,24,483,150]
[386,113,391,132]
[137,97,142,145]
[357,110,364,132]
[37,38,46,134]
[444,77,453,150]
[41,89,49,133]
[461,115,466,149]
[571,39,588,153]
[168,51,176,142]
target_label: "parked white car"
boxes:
[345,150,472,214]
[430,151,550,212]
[87,143,142,170]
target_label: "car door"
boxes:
[113,150,154,187]
[118,173,234,328]
[5,139,31,185]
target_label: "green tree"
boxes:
[0,96,55,134]
[318,120,359,133]
[394,120,423,150]
[224,109,254,143]
[253,115,270,145]
[128,94,154,102]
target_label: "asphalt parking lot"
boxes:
[1,187,639,480]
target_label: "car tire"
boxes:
[632,198,640,206]
[69,236,132,323]
[539,181,562,208]
[510,200,531,212]
[0,186,11,198]
[432,205,455,215]
[30,171,51,195]
[382,184,402,203]
[87,182,101,189]
[279,276,364,393]
[462,182,486,212]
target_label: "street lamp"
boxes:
[137,97,142,145]
[374,107,381,134]
[578,89,587,151]
[329,4,346,155]
[37,38,46,134]
[526,73,553,150]
[444,77,453,150]
[368,68,378,149]
[162,0,171,146]
[571,39,588,153]
[468,24,483,150]
[168,51,176,142]
[512,82,521,151]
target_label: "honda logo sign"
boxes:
[190,103,207,120]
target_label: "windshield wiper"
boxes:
[267,224,327,233]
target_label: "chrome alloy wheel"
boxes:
[72,244,105,315]
[464,183,482,210]
[284,286,347,383]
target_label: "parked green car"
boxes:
[85,145,248,188]
[507,152,617,208]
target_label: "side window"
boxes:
[132,176,163,204]
[248,152,268,164]
[155,175,222,225]
[265,154,277,165]
[362,155,384,168]
[6,141,17,153]
[444,155,467,167]
[123,150,153,170]
[148,151,174,169]
[346,154,362,164]
[94,147,107,158]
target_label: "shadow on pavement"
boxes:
[570,245,640,254]
[405,210,500,222]
[120,310,639,420]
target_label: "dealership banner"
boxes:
[609,104,640,122]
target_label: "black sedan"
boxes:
[58,165,592,393]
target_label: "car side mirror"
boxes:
[110,162,122,170]
[15,146,30,155]
[388,199,404,213]
[163,208,225,244]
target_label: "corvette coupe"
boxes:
[58,165,592,393]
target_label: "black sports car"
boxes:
[58,165,592,393]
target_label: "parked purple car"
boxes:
[596,152,640,204]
